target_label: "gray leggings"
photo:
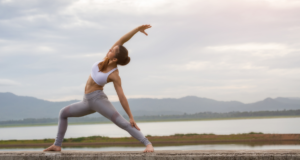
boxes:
[54,90,151,147]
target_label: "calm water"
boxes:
[0,117,299,140]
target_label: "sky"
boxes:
[0,0,299,103]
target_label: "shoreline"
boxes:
[0,115,300,128]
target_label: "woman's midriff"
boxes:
[85,75,104,94]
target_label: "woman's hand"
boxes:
[110,24,152,50]
[130,118,141,131]
[138,24,152,36]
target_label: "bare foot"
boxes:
[43,145,61,152]
[143,144,154,153]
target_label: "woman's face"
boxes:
[107,46,119,61]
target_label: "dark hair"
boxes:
[115,45,130,66]
[98,45,130,72]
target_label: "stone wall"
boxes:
[1,150,300,160]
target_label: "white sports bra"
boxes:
[91,60,118,86]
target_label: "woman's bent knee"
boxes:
[59,106,70,119]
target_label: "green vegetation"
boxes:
[62,135,109,142]
[1,109,300,128]
[171,133,215,136]
[244,132,264,134]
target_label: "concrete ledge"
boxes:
[1,150,300,160]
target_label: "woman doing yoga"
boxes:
[43,24,154,153]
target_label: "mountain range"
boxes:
[0,92,299,121]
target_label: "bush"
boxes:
[72,137,85,142]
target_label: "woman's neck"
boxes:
[108,60,117,68]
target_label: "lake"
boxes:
[0,117,299,140]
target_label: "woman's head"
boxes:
[98,45,130,72]
[112,45,130,66]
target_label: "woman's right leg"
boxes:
[90,95,152,146]
[53,100,95,147]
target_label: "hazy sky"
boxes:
[0,0,299,103]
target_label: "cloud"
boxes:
[0,0,299,103]
[0,79,20,86]
[205,43,289,53]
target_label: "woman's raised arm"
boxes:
[109,24,152,51]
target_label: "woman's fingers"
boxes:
[142,31,148,36]
[144,25,151,30]
[143,24,151,28]
[139,24,151,35]
[130,119,141,130]
[131,121,140,130]
[131,121,134,127]
[134,122,141,130]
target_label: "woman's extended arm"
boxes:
[110,70,141,130]
[109,24,152,51]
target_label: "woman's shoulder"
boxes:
[111,68,119,74]
[92,60,104,66]
[110,68,119,77]
[108,68,120,83]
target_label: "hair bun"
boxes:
[115,45,130,66]
[124,56,130,65]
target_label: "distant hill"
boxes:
[0,92,80,121]
[0,92,299,121]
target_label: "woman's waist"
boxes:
[84,89,106,99]
[85,84,103,94]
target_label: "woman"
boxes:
[43,24,154,153]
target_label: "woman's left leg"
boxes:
[44,100,95,151]
[91,95,152,146]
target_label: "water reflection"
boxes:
[1,117,300,140]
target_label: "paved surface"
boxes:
[1,150,300,160]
